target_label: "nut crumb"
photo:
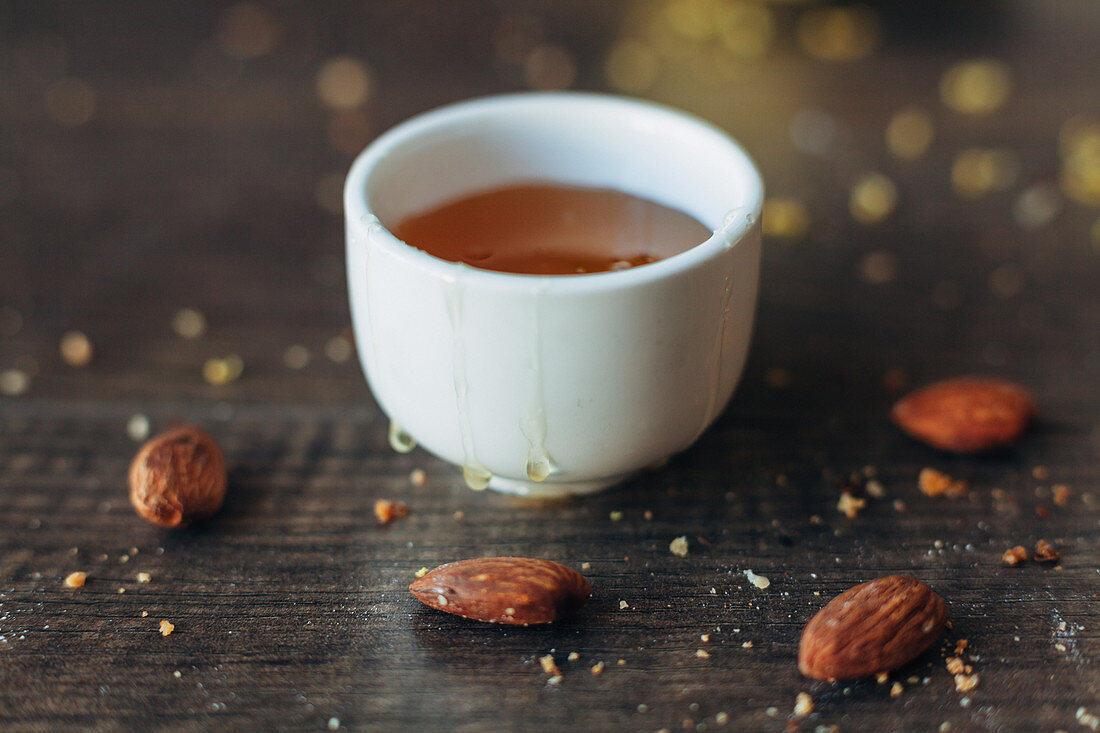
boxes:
[1002,546,1028,566]
[919,467,968,498]
[619,600,629,610]
[741,641,753,649]
[539,654,560,676]
[865,479,886,498]
[452,510,464,520]
[1077,707,1100,730]
[414,567,428,578]
[715,712,729,725]
[1052,484,1071,506]
[141,611,149,617]
[643,510,653,520]
[1031,465,1049,480]
[876,671,889,684]
[701,634,710,642]
[837,491,867,519]
[744,569,770,589]
[409,468,427,487]
[946,657,965,675]
[890,681,904,698]
[695,649,710,659]
[1033,539,1060,562]
[617,659,626,666]
[136,572,151,583]
[159,620,175,636]
[374,499,409,525]
[581,562,591,570]
[794,692,814,717]
[954,673,979,692]
[954,639,968,654]
[590,661,605,675]
[809,514,823,525]
[669,536,689,557]
[609,510,623,522]
[547,674,563,686]
[118,587,126,594]
[63,571,86,588]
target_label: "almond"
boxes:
[799,575,947,680]
[891,377,1034,453]
[409,557,590,625]
[129,425,227,528]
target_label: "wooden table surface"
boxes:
[2,2,1099,731]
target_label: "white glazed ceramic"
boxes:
[345,92,762,497]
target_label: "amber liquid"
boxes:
[391,183,712,275]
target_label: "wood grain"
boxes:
[2,1,1099,731]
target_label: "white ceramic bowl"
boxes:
[345,92,762,496]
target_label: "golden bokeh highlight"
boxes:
[217,3,279,60]
[858,250,896,285]
[171,308,207,339]
[762,198,811,239]
[45,78,96,127]
[797,6,880,62]
[315,57,373,110]
[1058,116,1100,207]
[203,355,244,385]
[849,173,897,224]
[988,264,1023,298]
[0,369,30,396]
[523,45,577,90]
[951,148,1020,198]
[939,59,1012,115]
[664,0,721,41]
[59,331,93,367]
[1012,184,1061,229]
[324,334,353,363]
[885,106,934,161]
[716,3,775,60]
[283,344,311,370]
[605,38,660,93]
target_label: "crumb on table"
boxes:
[919,468,968,498]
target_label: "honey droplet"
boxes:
[388,421,416,454]
[462,464,492,491]
[526,453,551,483]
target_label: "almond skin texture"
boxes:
[891,377,1034,453]
[409,557,590,625]
[129,426,227,528]
[799,575,947,680]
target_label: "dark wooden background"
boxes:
[2,1,1099,731]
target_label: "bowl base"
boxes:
[488,473,635,497]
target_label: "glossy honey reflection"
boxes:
[392,183,711,275]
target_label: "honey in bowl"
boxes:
[391,183,712,275]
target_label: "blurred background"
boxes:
[3,3,1100,731]
[2,0,1098,410]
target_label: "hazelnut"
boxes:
[129,426,226,527]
